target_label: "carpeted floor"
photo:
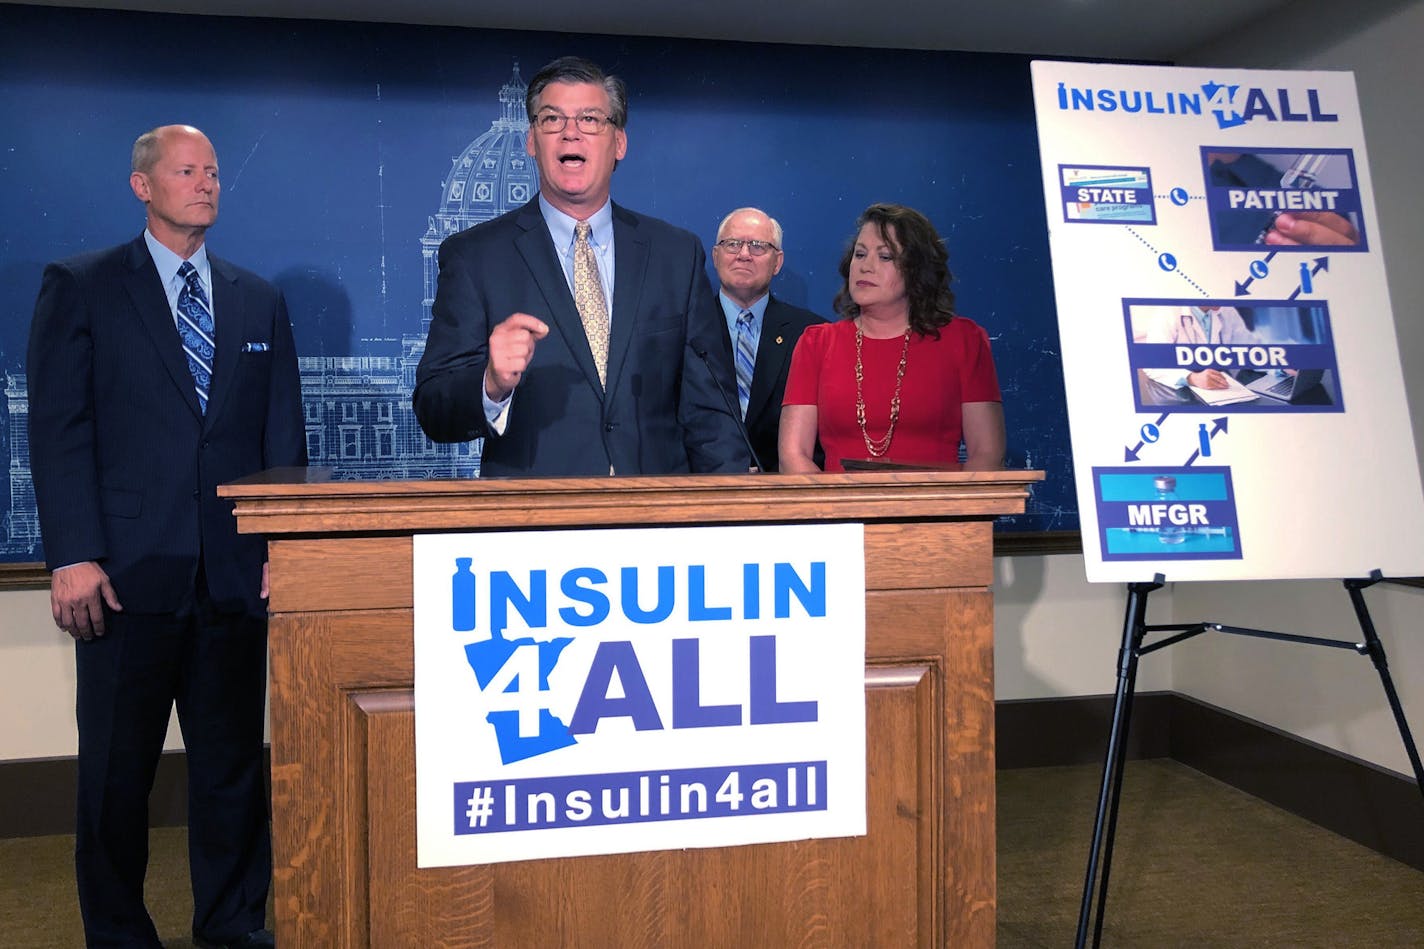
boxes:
[998,760,1424,948]
[0,824,219,948]
[2,759,1420,946]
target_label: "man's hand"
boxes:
[484,313,550,401]
[1266,211,1359,246]
[1187,369,1231,390]
[51,561,122,641]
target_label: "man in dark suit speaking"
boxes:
[414,56,748,476]
[27,124,304,949]
[712,207,826,471]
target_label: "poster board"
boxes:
[1031,61,1424,582]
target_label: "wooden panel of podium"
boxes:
[221,469,1040,947]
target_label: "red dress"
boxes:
[783,317,1001,471]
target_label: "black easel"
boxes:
[1074,570,1424,949]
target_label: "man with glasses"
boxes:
[712,207,826,471]
[415,56,747,476]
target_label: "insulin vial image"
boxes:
[1154,475,1186,544]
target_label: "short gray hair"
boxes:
[131,128,165,174]
[717,207,784,248]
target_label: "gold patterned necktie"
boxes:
[573,221,610,387]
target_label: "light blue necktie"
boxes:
[176,261,215,413]
[734,310,755,419]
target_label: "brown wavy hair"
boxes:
[833,203,956,339]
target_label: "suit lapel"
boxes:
[513,200,605,396]
[746,297,793,424]
[605,203,647,402]
[122,237,203,419]
[203,255,243,424]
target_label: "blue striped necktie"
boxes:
[176,261,215,413]
[734,310,755,419]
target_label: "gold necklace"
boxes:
[854,324,911,457]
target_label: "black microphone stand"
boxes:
[693,345,765,473]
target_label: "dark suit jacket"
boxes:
[27,235,306,618]
[413,198,748,476]
[737,295,827,472]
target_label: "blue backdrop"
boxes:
[0,3,1074,562]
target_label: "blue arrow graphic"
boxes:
[1183,417,1229,467]
[1288,256,1329,300]
[1124,412,1172,461]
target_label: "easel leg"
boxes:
[1075,578,1160,949]
[1344,576,1424,799]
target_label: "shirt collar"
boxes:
[720,290,769,342]
[539,195,614,254]
[720,290,769,322]
[143,228,210,289]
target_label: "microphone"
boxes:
[693,345,765,473]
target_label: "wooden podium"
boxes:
[221,469,1040,947]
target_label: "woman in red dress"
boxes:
[779,203,1006,472]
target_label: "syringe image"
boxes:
[1256,152,1328,243]
[1279,153,1328,190]
[1122,527,1231,537]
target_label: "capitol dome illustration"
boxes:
[422,61,538,275]
[299,61,538,483]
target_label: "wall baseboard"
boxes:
[997,692,1424,872]
[997,691,1176,768]
[2,751,223,840]
[5,693,1420,871]
[1165,695,1424,872]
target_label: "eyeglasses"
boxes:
[534,111,617,135]
[714,239,779,257]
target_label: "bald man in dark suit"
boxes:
[27,124,303,949]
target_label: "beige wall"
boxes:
[1,587,184,761]
[993,553,1172,700]
[1172,578,1424,775]
[3,587,79,759]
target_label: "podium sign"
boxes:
[414,524,867,867]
